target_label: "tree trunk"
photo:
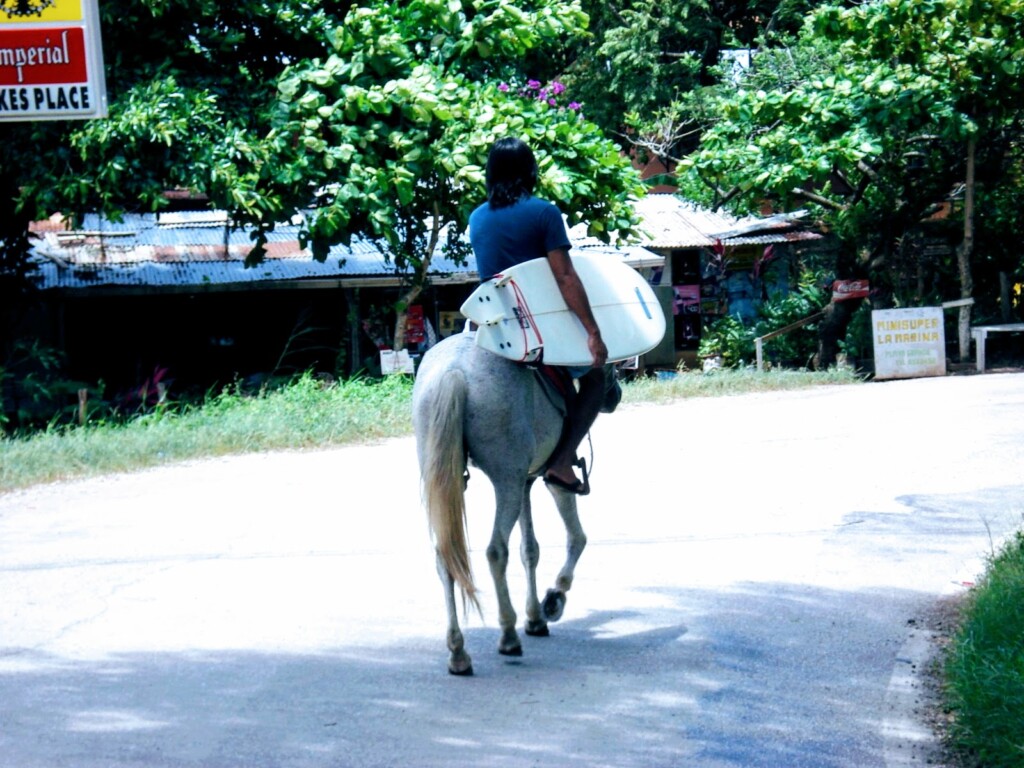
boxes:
[391,204,443,351]
[957,138,976,363]
[391,283,423,352]
[816,297,862,369]
[345,287,360,377]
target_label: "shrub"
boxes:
[699,271,830,369]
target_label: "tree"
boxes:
[675,0,1024,364]
[815,0,1024,358]
[1,1,643,353]
[260,0,644,348]
[564,0,815,142]
[1,0,339,345]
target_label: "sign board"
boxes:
[0,0,106,121]
[833,279,870,302]
[380,349,415,375]
[872,307,946,380]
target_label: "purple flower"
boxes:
[498,82,509,92]
[526,79,541,90]
[551,81,566,95]
[568,101,581,111]
[548,98,557,107]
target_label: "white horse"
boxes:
[412,332,615,675]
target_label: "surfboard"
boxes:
[459,253,666,366]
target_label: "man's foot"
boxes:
[543,458,590,496]
[543,473,588,495]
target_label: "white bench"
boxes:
[971,323,1024,372]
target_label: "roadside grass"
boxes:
[0,365,862,494]
[944,529,1024,767]
[621,364,861,404]
[0,373,414,493]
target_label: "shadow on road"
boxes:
[2,584,923,768]
[3,484,1022,767]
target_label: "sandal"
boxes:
[543,457,590,496]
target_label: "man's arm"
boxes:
[546,248,608,368]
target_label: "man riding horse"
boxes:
[469,137,608,495]
[413,137,629,673]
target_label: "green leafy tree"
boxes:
[564,0,815,144]
[1,0,643,353]
[677,0,1024,363]
[15,0,345,220]
[1,0,340,344]
[815,0,1024,357]
[261,0,644,347]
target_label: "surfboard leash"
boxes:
[506,278,544,362]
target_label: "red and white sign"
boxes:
[0,0,105,120]
[832,279,870,302]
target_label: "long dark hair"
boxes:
[485,137,538,208]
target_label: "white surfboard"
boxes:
[460,253,666,366]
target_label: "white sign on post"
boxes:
[0,0,107,121]
[380,349,415,375]
[872,307,946,380]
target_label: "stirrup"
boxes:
[573,456,590,496]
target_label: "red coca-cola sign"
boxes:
[833,279,870,302]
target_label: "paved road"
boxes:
[1,372,1022,767]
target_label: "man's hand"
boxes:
[547,248,607,369]
[588,331,608,369]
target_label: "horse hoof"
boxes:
[448,652,474,676]
[498,626,523,656]
[525,619,550,637]
[542,589,566,622]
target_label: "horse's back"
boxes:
[415,333,530,412]
[415,332,513,381]
[413,333,560,479]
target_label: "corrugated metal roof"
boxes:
[633,194,820,249]
[28,212,480,290]
[26,196,814,291]
[29,244,477,291]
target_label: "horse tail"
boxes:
[420,368,480,614]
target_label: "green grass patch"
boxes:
[0,366,862,495]
[622,365,862,404]
[0,373,414,493]
[945,529,1024,767]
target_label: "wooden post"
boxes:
[753,310,825,372]
[346,287,360,377]
[77,388,88,426]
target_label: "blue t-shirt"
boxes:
[469,195,571,281]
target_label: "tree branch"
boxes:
[715,185,743,210]
[856,159,878,181]
[792,187,846,211]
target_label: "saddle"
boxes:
[532,364,574,418]
[530,363,622,417]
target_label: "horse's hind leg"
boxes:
[436,553,473,675]
[541,487,588,623]
[518,479,549,637]
[486,481,528,657]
